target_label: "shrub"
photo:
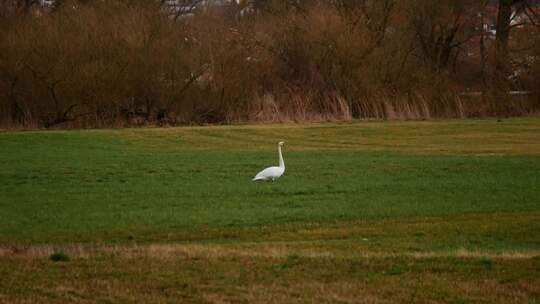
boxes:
[49,252,70,262]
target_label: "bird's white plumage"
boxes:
[253,142,286,181]
[253,166,284,181]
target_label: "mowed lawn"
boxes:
[1,118,539,303]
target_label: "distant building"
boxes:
[39,0,54,6]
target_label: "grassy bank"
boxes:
[1,118,539,303]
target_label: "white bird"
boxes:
[252,141,285,181]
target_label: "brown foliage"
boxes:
[0,0,538,128]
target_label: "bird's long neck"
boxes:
[278,145,285,169]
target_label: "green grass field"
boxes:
[1,118,539,303]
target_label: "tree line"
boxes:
[0,0,539,128]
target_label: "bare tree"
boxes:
[496,0,525,56]
[409,0,477,73]
[491,0,539,111]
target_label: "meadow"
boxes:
[1,118,539,303]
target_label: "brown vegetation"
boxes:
[1,212,539,303]
[0,0,539,128]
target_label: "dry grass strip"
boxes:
[1,243,538,261]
